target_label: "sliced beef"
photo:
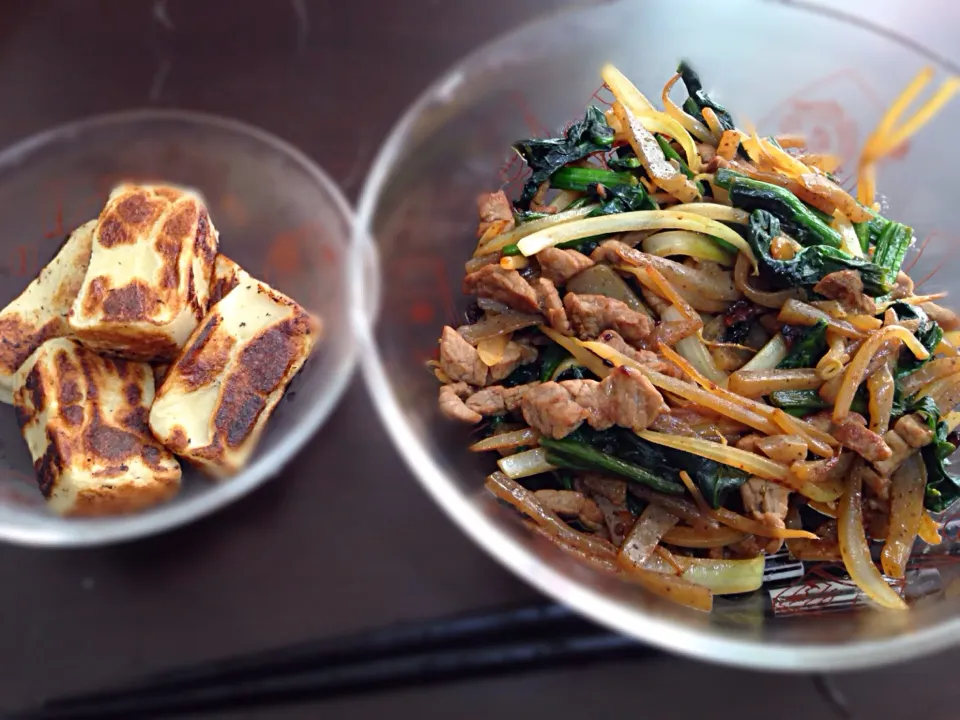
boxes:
[921,302,960,331]
[476,190,515,238]
[813,270,876,314]
[438,382,482,424]
[520,366,665,439]
[894,413,935,448]
[740,477,790,554]
[860,465,890,501]
[889,271,914,300]
[439,326,487,386]
[533,489,604,531]
[463,265,539,313]
[741,477,790,528]
[579,474,628,506]
[465,383,534,416]
[521,382,587,438]
[834,417,892,463]
[488,341,538,382]
[873,430,914,477]
[589,239,630,266]
[597,330,683,377]
[575,366,666,432]
[564,292,653,347]
[649,412,697,437]
[534,278,572,335]
[537,247,594,286]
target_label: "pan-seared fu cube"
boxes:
[0,220,95,404]
[68,184,219,362]
[14,338,182,516]
[149,270,320,478]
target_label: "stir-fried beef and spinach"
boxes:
[433,61,960,612]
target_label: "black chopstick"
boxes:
[20,603,652,719]
[22,630,645,719]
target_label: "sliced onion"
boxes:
[566,264,651,314]
[496,447,556,480]
[734,253,804,309]
[881,455,926,578]
[602,63,701,173]
[778,298,863,339]
[470,428,540,452]
[646,553,765,595]
[516,210,757,269]
[662,306,729,387]
[618,505,679,569]
[918,511,943,545]
[900,357,960,397]
[668,203,749,224]
[838,464,908,610]
[662,525,747,548]
[834,325,930,423]
[477,297,512,313]
[661,72,716,143]
[643,230,735,266]
[475,204,598,257]
[458,310,542,345]
[738,334,788,372]
[523,521,620,573]
[477,334,510,366]
[728,368,823,399]
[832,210,863,258]
[465,253,500,274]
[619,564,713,611]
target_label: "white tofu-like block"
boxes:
[13,338,182,516]
[68,184,219,362]
[208,254,245,306]
[0,221,95,404]
[149,269,321,478]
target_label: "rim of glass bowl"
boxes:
[0,108,358,547]
[352,0,960,670]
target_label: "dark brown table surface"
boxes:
[2,1,960,717]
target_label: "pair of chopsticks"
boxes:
[15,603,651,719]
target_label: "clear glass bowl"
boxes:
[0,109,357,546]
[353,0,960,669]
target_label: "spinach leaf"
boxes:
[889,303,942,379]
[550,166,637,192]
[778,320,829,369]
[853,210,889,254]
[538,343,570,383]
[541,434,684,494]
[501,362,540,388]
[677,61,736,131]
[586,183,657,215]
[554,366,594,382]
[907,397,960,512]
[607,155,641,172]
[747,210,893,297]
[513,106,615,209]
[717,170,842,248]
[873,221,914,278]
[549,427,747,507]
[769,388,868,417]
